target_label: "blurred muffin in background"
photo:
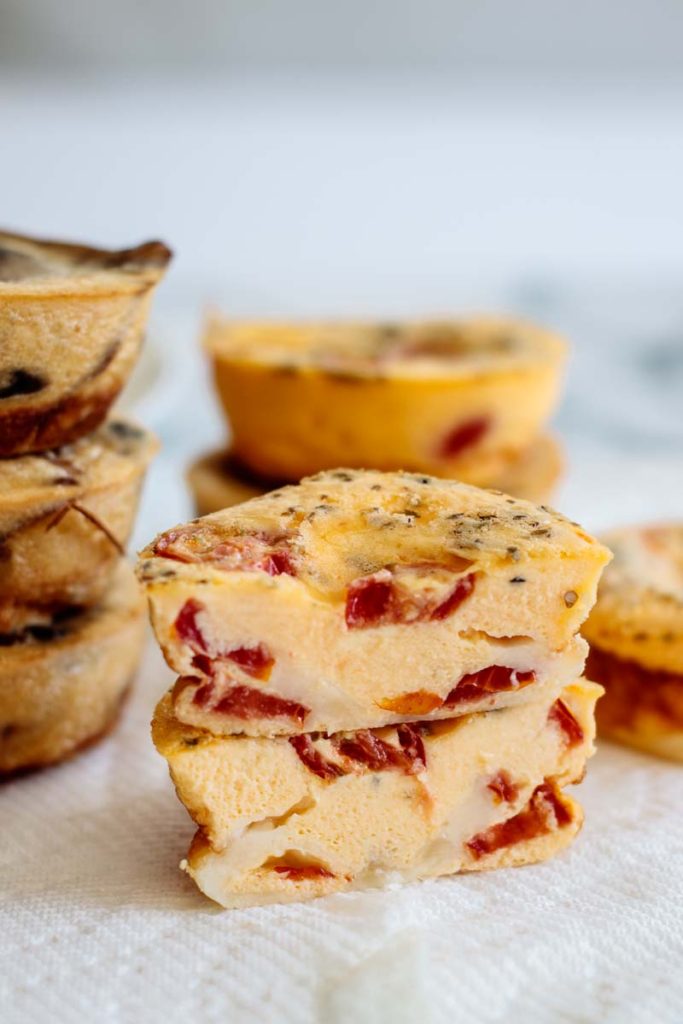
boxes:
[190,315,567,513]
[584,522,683,762]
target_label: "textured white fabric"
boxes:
[1,638,682,1024]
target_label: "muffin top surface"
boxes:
[204,316,565,379]
[582,523,683,673]
[595,524,683,606]
[0,230,172,292]
[142,467,608,594]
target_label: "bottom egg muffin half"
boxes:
[0,561,146,775]
[584,522,683,761]
[186,435,564,518]
[153,678,600,907]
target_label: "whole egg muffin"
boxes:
[204,316,566,485]
[584,523,683,761]
[0,561,145,775]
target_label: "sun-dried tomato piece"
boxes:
[154,525,244,564]
[333,730,401,770]
[487,770,520,804]
[345,567,476,629]
[174,601,275,679]
[333,727,426,775]
[174,598,209,653]
[290,725,427,778]
[396,723,427,773]
[376,690,443,715]
[547,698,584,747]
[466,780,572,859]
[272,864,335,881]
[191,653,213,676]
[345,574,394,628]
[195,684,309,723]
[190,680,214,707]
[430,572,477,620]
[152,528,193,562]
[542,782,573,827]
[260,550,297,576]
[444,665,536,706]
[154,524,297,576]
[226,644,274,680]
[289,735,346,780]
[439,416,490,458]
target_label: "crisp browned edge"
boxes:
[0,384,123,456]
[193,449,289,489]
[0,230,173,271]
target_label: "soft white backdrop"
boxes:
[2,0,683,72]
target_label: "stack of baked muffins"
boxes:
[189,316,567,514]
[141,468,611,907]
[0,229,171,775]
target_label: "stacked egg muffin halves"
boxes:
[0,230,170,774]
[141,470,610,907]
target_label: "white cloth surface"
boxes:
[1,637,682,1024]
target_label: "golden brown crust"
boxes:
[0,382,123,457]
[204,316,564,377]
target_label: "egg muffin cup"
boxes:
[205,317,566,485]
[584,523,683,761]
[0,561,146,775]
